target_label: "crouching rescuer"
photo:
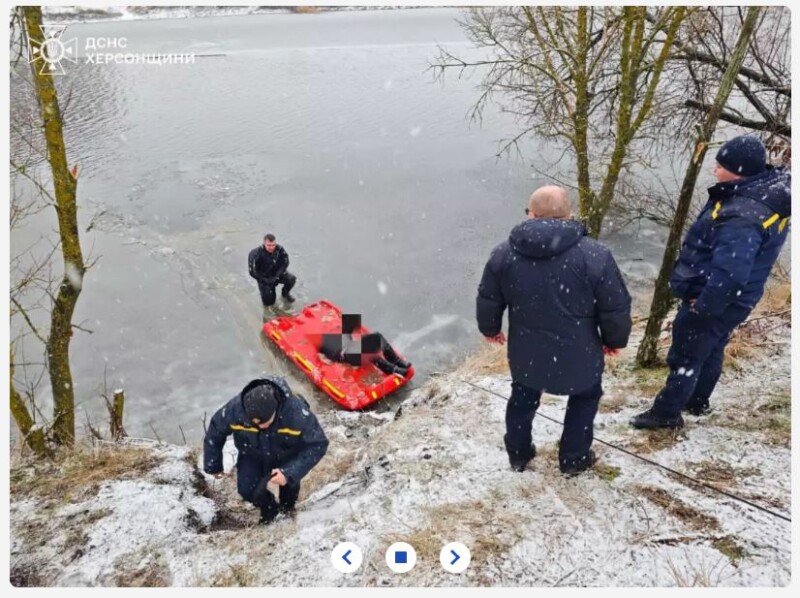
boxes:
[203,377,329,524]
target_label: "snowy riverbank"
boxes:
[10,318,791,587]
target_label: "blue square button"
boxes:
[394,551,408,564]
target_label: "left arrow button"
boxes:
[332,543,362,573]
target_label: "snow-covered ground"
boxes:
[10,322,791,586]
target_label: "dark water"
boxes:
[10,9,672,441]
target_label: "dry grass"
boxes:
[635,485,720,532]
[666,551,732,587]
[624,427,687,455]
[627,365,669,398]
[687,460,760,487]
[210,563,258,587]
[598,392,634,413]
[114,551,171,587]
[380,495,528,583]
[595,462,622,482]
[380,500,486,565]
[290,6,320,14]
[11,444,164,502]
[725,277,791,368]
[751,272,791,316]
[711,536,748,564]
[706,391,790,447]
[298,447,359,500]
[10,564,44,587]
[456,343,509,377]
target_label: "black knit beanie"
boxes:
[243,385,277,424]
[716,136,767,177]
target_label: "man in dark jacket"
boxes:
[631,136,791,429]
[248,233,296,306]
[477,186,632,475]
[203,376,329,523]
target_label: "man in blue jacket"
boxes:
[203,376,329,524]
[631,136,791,429]
[477,186,632,475]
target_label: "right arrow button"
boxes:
[441,542,471,574]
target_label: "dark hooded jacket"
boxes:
[670,167,791,317]
[203,376,328,484]
[248,245,289,283]
[477,218,631,395]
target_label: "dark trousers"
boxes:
[652,301,751,418]
[369,333,406,374]
[257,272,296,307]
[321,332,406,373]
[236,454,301,522]
[505,381,603,471]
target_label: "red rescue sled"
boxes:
[262,300,414,410]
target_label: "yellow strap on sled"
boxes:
[294,353,314,372]
[323,379,345,399]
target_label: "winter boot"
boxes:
[683,399,712,416]
[509,444,536,472]
[282,292,295,303]
[629,408,684,430]
[375,358,407,377]
[258,500,280,525]
[382,344,411,370]
[560,450,598,476]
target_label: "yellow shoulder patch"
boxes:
[762,213,780,229]
[277,428,302,436]
[230,424,259,433]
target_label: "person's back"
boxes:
[477,185,631,475]
[478,217,631,395]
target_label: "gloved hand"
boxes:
[602,346,620,357]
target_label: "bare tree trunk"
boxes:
[572,7,594,223]
[586,7,686,237]
[10,347,49,457]
[636,6,762,367]
[111,389,126,441]
[22,6,85,446]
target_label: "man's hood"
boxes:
[509,218,586,259]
